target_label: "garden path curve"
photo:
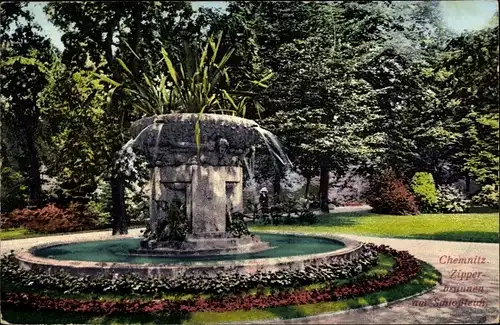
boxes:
[262,234,499,324]
[1,229,498,324]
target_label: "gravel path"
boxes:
[1,230,498,324]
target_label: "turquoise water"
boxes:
[34,233,344,264]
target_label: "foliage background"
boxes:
[1,2,498,225]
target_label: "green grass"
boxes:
[1,260,440,324]
[0,225,144,241]
[250,212,499,243]
[3,212,497,243]
[0,228,34,240]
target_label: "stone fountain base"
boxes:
[130,233,271,257]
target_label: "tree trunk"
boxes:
[273,170,281,204]
[111,175,128,235]
[319,164,330,213]
[109,5,142,235]
[104,12,130,236]
[465,174,471,194]
[304,176,311,199]
[26,122,41,207]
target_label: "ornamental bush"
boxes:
[471,184,499,209]
[435,185,470,213]
[410,172,438,213]
[1,203,99,233]
[365,171,418,215]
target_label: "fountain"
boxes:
[15,113,364,280]
[129,113,272,256]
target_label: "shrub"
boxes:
[87,180,112,227]
[308,195,320,209]
[365,171,418,215]
[126,185,149,226]
[472,184,499,209]
[297,210,317,224]
[254,197,317,225]
[226,212,251,238]
[1,208,31,229]
[1,203,99,233]
[149,201,187,241]
[435,185,470,213]
[270,203,286,225]
[0,167,28,213]
[410,172,438,213]
[86,200,110,228]
[296,198,317,224]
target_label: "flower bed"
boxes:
[1,244,430,315]
[1,245,378,295]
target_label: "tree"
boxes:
[45,1,199,234]
[38,58,110,199]
[333,1,458,182]
[1,3,57,207]
[239,2,380,211]
[437,24,499,195]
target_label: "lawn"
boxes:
[0,228,34,240]
[2,212,497,243]
[0,225,144,241]
[250,212,499,243]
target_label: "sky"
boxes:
[27,1,498,51]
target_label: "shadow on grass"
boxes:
[467,206,500,214]
[315,212,371,226]
[404,231,499,243]
[1,309,191,325]
[268,304,308,320]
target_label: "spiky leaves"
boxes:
[97,32,273,152]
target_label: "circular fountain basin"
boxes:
[15,233,363,280]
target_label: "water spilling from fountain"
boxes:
[118,114,293,246]
[253,126,292,167]
[115,113,297,256]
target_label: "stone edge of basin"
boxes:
[15,233,363,279]
[129,113,259,138]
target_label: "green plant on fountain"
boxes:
[226,210,252,238]
[97,31,273,148]
[143,200,188,242]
